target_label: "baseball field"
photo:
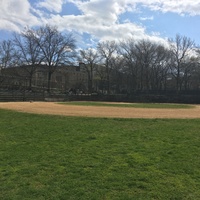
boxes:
[1,102,200,199]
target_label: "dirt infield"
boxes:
[0,102,200,119]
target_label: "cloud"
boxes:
[0,0,199,46]
[141,0,200,16]
[0,0,40,32]
[140,16,154,21]
[45,1,147,44]
[36,0,66,13]
[45,0,163,44]
[70,0,200,16]
[70,0,137,22]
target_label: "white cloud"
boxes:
[70,0,200,16]
[37,0,66,13]
[140,0,200,16]
[140,16,154,21]
[45,0,164,44]
[68,0,127,26]
[45,2,147,43]
[0,0,40,32]
[0,0,199,46]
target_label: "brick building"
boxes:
[0,63,88,93]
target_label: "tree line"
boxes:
[0,25,200,94]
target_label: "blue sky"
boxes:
[0,0,199,48]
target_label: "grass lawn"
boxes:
[60,101,194,109]
[1,109,200,199]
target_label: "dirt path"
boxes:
[0,102,200,119]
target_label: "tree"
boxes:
[13,28,43,89]
[119,39,138,92]
[33,25,76,92]
[95,64,107,93]
[148,44,171,91]
[193,47,200,89]
[109,55,126,93]
[119,39,171,92]
[134,40,160,91]
[0,40,17,72]
[97,41,117,94]
[169,34,195,91]
[79,48,99,92]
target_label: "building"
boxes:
[0,63,88,93]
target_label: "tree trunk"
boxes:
[47,72,52,93]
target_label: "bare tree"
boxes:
[119,39,171,92]
[169,34,195,91]
[0,40,17,71]
[148,44,171,90]
[119,39,138,92]
[33,25,76,92]
[79,48,99,93]
[109,55,126,93]
[134,40,160,91]
[13,28,43,89]
[95,64,107,93]
[97,41,117,94]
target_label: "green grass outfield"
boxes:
[1,107,200,199]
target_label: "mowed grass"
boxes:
[60,101,194,109]
[1,109,200,199]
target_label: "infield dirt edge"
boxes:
[0,102,200,119]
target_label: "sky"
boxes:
[0,0,200,49]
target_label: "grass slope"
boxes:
[1,109,200,199]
